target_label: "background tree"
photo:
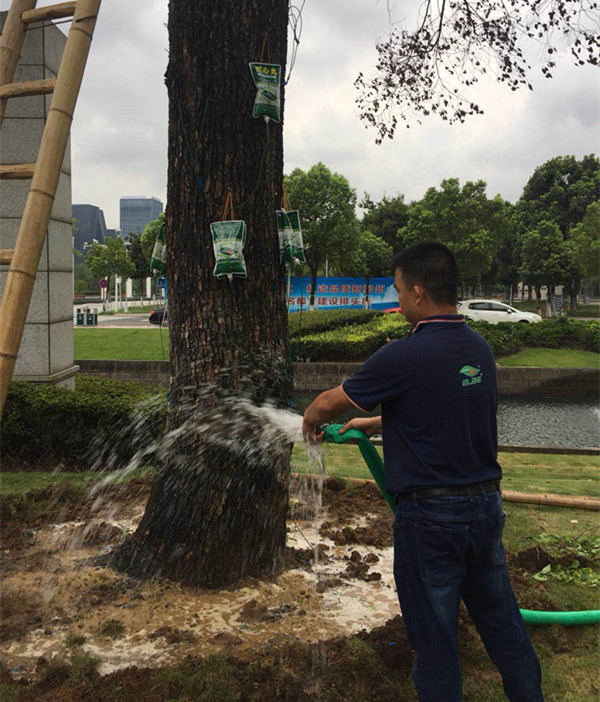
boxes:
[285,163,360,307]
[400,179,508,294]
[73,262,97,296]
[355,0,599,140]
[140,212,166,266]
[567,201,600,298]
[113,1,291,588]
[85,238,135,310]
[519,220,571,314]
[360,193,409,251]
[128,234,151,301]
[514,154,599,309]
[346,230,393,306]
[494,214,522,302]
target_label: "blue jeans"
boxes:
[393,491,543,701]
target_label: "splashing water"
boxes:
[56,383,328,564]
[4,382,403,682]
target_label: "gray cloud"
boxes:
[5,0,595,225]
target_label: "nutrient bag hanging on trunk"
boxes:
[210,220,247,279]
[151,223,167,276]
[249,62,281,122]
[276,210,305,264]
[211,191,247,279]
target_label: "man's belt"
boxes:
[395,480,501,502]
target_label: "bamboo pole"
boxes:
[0,0,37,127]
[21,2,78,24]
[0,77,57,99]
[0,163,35,179]
[0,0,102,414]
[501,490,600,511]
[0,249,14,265]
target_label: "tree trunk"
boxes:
[527,284,532,301]
[570,277,580,312]
[309,264,318,309]
[112,0,290,588]
[535,285,542,316]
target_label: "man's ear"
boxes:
[413,284,426,304]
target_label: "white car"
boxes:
[458,300,542,324]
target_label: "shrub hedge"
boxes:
[288,309,382,338]
[2,376,165,467]
[293,315,599,362]
[2,316,596,466]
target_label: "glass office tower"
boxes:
[119,196,163,237]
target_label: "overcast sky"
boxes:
[5,0,598,228]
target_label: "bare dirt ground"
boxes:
[0,475,585,701]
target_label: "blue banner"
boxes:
[288,277,397,312]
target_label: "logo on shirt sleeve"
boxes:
[459,365,483,386]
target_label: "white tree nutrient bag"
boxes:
[276,210,305,264]
[249,63,281,122]
[151,222,167,275]
[210,220,247,279]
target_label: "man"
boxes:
[302,242,543,702]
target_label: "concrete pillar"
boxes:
[0,13,77,389]
[145,276,151,299]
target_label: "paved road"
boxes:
[97,314,157,328]
[75,309,597,329]
[73,305,159,328]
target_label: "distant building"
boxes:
[105,228,122,240]
[72,204,108,259]
[120,196,163,238]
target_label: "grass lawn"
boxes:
[74,328,169,360]
[1,451,598,701]
[3,450,598,498]
[291,446,600,497]
[0,466,154,496]
[75,328,599,369]
[497,348,600,368]
[512,300,599,318]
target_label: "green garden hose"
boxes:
[321,423,600,626]
[519,609,600,625]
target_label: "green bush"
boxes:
[295,315,410,361]
[288,309,382,337]
[293,314,599,362]
[2,376,165,467]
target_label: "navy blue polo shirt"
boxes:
[342,315,501,494]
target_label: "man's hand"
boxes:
[302,385,355,444]
[339,416,382,437]
[302,419,324,444]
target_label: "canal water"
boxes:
[497,398,599,449]
[292,394,600,449]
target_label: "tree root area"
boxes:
[0,476,584,701]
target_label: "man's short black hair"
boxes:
[393,242,458,306]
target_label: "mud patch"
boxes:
[515,545,596,572]
[0,476,400,682]
[1,474,589,700]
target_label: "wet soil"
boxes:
[0,475,588,701]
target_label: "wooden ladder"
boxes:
[0,0,101,413]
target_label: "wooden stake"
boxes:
[0,0,37,127]
[0,0,102,413]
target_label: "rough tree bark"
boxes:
[112,0,290,588]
